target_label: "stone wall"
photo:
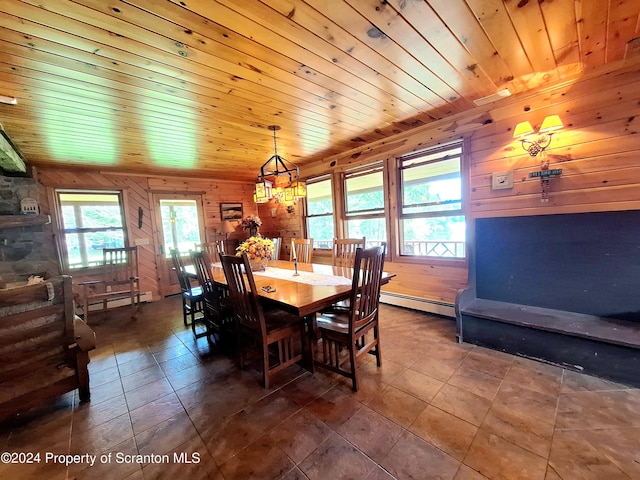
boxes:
[0,175,59,286]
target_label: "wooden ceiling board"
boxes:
[0,0,638,179]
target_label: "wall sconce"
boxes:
[513,115,564,157]
[515,115,565,202]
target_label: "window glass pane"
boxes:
[58,191,126,269]
[159,200,202,256]
[400,215,465,258]
[346,218,387,247]
[307,216,335,249]
[345,170,384,215]
[307,179,333,215]
[402,158,461,214]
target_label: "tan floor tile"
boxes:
[124,377,175,411]
[556,390,640,430]
[390,367,444,402]
[561,370,632,393]
[447,368,503,401]
[431,383,492,427]
[142,436,224,480]
[457,351,513,379]
[282,466,310,480]
[338,405,404,463]
[299,433,377,480]
[70,412,134,456]
[220,434,295,480]
[281,371,334,406]
[464,429,547,480]
[306,386,363,429]
[158,352,202,376]
[548,429,633,480]
[367,384,427,428]
[409,405,477,461]
[382,430,460,480]
[68,437,140,480]
[481,403,555,458]
[120,364,166,392]
[454,464,489,480]
[135,411,200,457]
[5,297,640,480]
[493,382,558,425]
[129,392,184,435]
[503,364,562,397]
[203,409,267,465]
[73,393,129,433]
[268,409,333,464]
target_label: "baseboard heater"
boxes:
[380,291,454,318]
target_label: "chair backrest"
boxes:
[202,241,225,261]
[170,248,192,294]
[190,250,222,307]
[290,238,313,263]
[332,237,366,267]
[271,237,282,260]
[102,247,139,285]
[348,243,386,334]
[220,253,267,336]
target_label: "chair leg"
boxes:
[349,342,359,392]
[262,341,270,389]
[374,326,382,367]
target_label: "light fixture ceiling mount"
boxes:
[254,125,306,204]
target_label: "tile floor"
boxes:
[1,296,639,480]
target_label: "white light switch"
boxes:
[491,171,514,190]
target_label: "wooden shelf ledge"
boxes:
[0,214,51,228]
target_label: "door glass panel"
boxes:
[159,199,202,257]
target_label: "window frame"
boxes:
[342,162,387,249]
[304,176,335,250]
[395,140,467,262]
[53,189,129,273]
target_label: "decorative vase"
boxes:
[249,258,267,271]
[249,227,259,238]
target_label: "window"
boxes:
[305,178,334,249]
[57,190,127,269]
[398,141,465,258]
[344,164,386,247]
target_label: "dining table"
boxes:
[186,259,395,318]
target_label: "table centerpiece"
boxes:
[236,236,274,271]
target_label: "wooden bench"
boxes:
[0,276,96,422]
[456,211,640,387]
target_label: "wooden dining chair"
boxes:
[190,250,232,342]
[77,246,141,325]
[170,248,203,327]
[290,238,313,263]
[201,241,225,261]
[313,243,386,391]
[220,253,306,388]
[270,237,282,260]
[332,237,366,267]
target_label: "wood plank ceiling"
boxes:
[0,0,639,182]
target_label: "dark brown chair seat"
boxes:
[313,243,386,391]
[220,253,307,388]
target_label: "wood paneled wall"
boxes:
[302,61,640,309]
[35,170,256,300]
[32,61,640,311]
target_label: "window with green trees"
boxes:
[305,178,334,249]
[398,141,465,258]
[344,165,386,247]
[57,190,127,269]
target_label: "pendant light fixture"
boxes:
[254,125,306,203]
